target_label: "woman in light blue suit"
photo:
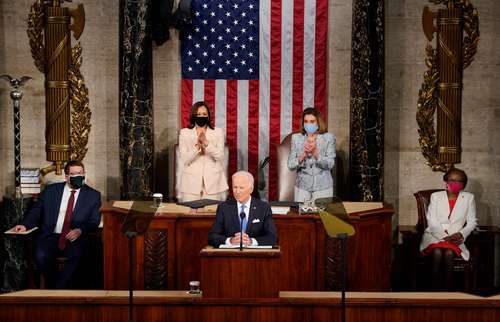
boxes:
[287,107,336,202]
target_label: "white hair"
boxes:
[232,170,254,186]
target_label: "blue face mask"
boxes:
[304,123,318,134]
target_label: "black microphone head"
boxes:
[240,212,245,220]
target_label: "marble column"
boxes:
[0,197,35,292]
[119,0,155,199]
[349,0,385,202]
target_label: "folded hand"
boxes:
[444,232,464,245]
[65,228,82,242]
[230,232,252,246]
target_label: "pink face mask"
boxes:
[446,182,464,194]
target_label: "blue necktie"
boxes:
[240,204,247,233]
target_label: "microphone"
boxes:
[239,211,245,251]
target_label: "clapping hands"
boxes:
[196,130,208,153]
[304,139,316,154]
[298,136,318,162]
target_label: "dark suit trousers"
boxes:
[34,233,85,289]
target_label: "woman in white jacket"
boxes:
[419,168,477,291]
[178,101,228,202]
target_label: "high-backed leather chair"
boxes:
[414,189,442,234]
[413,189,476,291]
[170,143,229,201]
[276,134,296,201]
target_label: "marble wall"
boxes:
[0,0,120,200]
[385,0,500,228]
[1,0,499,230]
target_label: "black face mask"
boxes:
[69,176,85,189]
[195,116,209,127]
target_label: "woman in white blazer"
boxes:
[419,168,477,290]
[178,101,228,202]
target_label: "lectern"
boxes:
[200,247,281,298]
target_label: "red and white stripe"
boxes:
[180,0,328,200]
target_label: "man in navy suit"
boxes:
[14,160,101,288]
[208,171,277,247]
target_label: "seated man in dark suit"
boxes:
[208,171,277,247]
[14,160,101,289]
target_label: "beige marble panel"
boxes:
[328,0,352,193]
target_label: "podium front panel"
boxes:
[102,204,393,291]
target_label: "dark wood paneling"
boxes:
[102,208,130,289]
[200,249,281,298]
[102,204,393,291]
[274,215,318,290]
[348,210,393,290]
[1,291,500,322]
[175,217,213,290]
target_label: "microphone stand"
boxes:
[239,212,245,251]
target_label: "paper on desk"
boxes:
[4,227,38,235]
[112,201,192,214]
[201,204,218,212]
[271,206,290,215]
[219,244,273,249]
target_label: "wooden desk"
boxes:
[1,290,499,322]
[200,247,281,298]
[102,203,393,291]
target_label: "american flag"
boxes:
[180,0,328,200]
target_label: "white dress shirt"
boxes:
[54,184,81,233]
[225,197,258,246]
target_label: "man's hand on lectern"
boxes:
[230,232,252,246]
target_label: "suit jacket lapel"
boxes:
[450,191,465,221]
[52,183,65,220]
[246,198,258,234]
[72,185,87,221]
[437,190,449,219]
[205,127,213,140]
[232,200,241,231]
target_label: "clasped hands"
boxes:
[229,232,252,246]
[13,224,81,242]
[299,138,318,162]
[443,232,464,245]
[195,131,208,153]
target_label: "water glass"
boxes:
[188,280,201,294]
[152,193,163,208]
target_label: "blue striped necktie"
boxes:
[240,204,247,233]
